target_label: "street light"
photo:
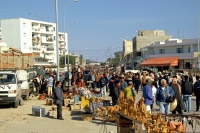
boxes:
[198,0,200,70]
[63,0,78,89]
[63,0,78,68]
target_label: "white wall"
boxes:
[1,19,21,49]
[19,18,32,53]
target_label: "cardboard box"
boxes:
[46,99,53,106]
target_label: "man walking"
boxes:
[182,75,193,112]
[47,75,54,97]
[156,79,174,114]
[194,76,200,111]
[134,75,141,94]
[112,80,121,105]
[120,75,127,91]
[99,74,107,97]
[54,81,64,120]
[143,78,154,113]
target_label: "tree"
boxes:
[59,55,76,67]
[106,57,119,67]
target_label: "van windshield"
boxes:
[0,74,16,84]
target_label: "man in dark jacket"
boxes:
[171,79,184,114]
[182,75,193,112]
[99,75,107,97]
[108,77,115,96]
[54,81,64,120]
[194,76,200,111]
[134,75,141,94]
[112,80,121,105]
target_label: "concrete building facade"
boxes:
[132,30,172,68]
[1,18,68,66]
[143,38,199,69]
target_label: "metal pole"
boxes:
[55,0,60,81]
[64,4,66,68]
[198,0,200,70]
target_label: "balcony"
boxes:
[59,37,65,42]
[40,25,54,34]
[32,37,41,43]
[46,37,53,42]
[32,47,41,51]
[46,47,54,51]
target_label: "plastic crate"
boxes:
[32,106,45,117]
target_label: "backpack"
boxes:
[142,76,146,84]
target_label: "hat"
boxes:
[120,75,125,78]
[146,78,153,85]
[170,98,177,112]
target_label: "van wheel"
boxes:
[12,100,19,108]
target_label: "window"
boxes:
[24,43,27,48]
[54,36,55,40]
[23,23,26,28]
[177,48,182,53]
[188,47,190,53]
[153,50,155,55]
[53,27,55,31]
[23,33,26,38]
[159,49,165,54]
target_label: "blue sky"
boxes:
[0,0,198,61]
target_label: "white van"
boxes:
[0,72,22,108]
[16,70,30,100]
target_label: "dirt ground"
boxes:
[0,97,117,133]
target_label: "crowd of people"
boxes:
[90,68,200,115]
[28,65,200,119]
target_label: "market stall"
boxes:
[114,91,200,133]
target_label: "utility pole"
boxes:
[198,0,200,70]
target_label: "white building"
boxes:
[0,28,2,42]
[1,18,68,66]
[141,38,199,69]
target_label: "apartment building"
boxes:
[0,28,2,42]
[1,18,68,66]
[141,38,199,69]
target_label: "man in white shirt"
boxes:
[47,75,54,96]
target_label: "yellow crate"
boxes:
[81,97,90,109]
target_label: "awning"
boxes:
[140,57,178,66]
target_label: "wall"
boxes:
[1,19,21,49]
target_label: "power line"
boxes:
[69,46,122,52]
